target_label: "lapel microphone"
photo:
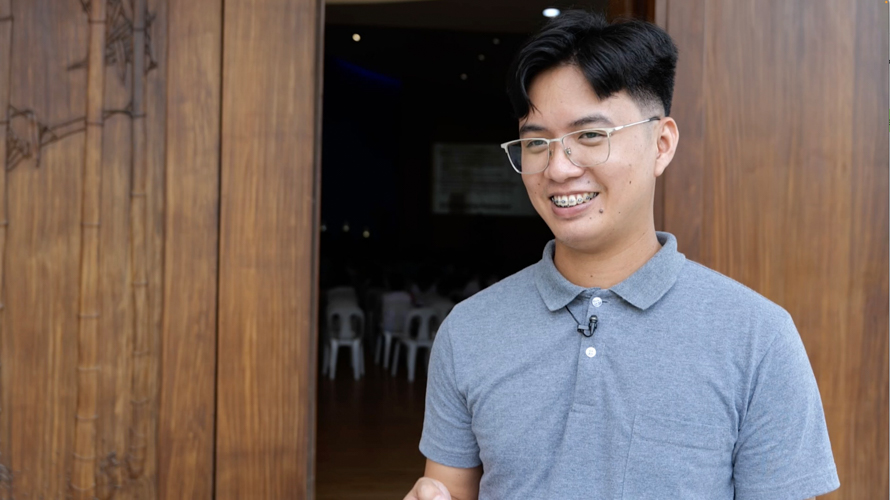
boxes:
[586,315,598,337]
[565,305,598,338]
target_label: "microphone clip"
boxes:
[579,315,598,338]
[565,306,599,338]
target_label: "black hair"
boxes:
[506,10,678,119]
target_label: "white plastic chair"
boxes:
[322,303,365,380]
[391,307,439,382]
[326,286,358,305]
[375,291,413,368]
[424,295,454,334]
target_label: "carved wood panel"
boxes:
[0,0,168,498]
[0,0,320,497]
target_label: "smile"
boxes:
[550,192,598,208]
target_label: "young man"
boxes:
[405,11,839,500]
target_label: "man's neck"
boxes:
[553,229,663,289]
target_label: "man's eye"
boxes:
[579,131,605,140]
[524,139,548,149]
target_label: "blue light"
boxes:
[332,58,402,88]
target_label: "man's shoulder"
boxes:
[447,262,541,321]
[676,259,792,326]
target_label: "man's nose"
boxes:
[546,141,585,182]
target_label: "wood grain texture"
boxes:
[0,1,173,498]
[0,0,12,490]
[96,24,133,500]
[316,367,427,500]
[91,1,166,497]
[839,1,889,496]
[72,0,108,497]
[158,0,221,498]
[127,0,151,483]
[216,0,319,497]
[662,0,704,261]
[3,1,89,498]
[309,1,324,496]
[0,2,87,498]
[140,1,167,498]
[662,0,889,497]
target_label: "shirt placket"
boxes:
[571,290,610,408]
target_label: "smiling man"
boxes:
[404,10,839,500]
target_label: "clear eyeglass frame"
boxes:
[500,116,661,175]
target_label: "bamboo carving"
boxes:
[0,0,12,495]
[126,0,150,480]
[71,0,107,498]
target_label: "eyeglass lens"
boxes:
[506,129,611,173]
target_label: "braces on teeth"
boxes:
[551,193,598,208]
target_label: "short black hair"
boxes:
[506,10,678,119]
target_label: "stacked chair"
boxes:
[375,290,413,369]
[321,287,365,380]
[390,296,453,382]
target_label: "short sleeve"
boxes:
[732,316,840,499]
[419,320,481,468]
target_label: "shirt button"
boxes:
[585,347,597,358]
[592,297,603,307]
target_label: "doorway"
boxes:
[314,1,607,498]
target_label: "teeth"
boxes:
[551,192,598,208]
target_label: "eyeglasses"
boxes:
[500,116,661,174]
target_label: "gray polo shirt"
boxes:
[420,232,839,500]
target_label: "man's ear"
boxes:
[653,117,679,177]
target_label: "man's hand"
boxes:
[403,477,452,500]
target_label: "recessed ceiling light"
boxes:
[352,33,361,42]
[543,8,560,17]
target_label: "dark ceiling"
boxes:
[326,0,611,34]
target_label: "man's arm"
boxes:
[403,459,482,500]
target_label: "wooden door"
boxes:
[660,0,889,497]
[1,1,173,497]
[215,0,321,497]
[0,0,320,498]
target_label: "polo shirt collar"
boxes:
[534,232,686,311]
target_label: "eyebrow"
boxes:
[519,113,615,136]
[518,123,547,135]
[569,114,613,128]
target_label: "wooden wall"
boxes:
[215,0,319,497]
[661,0,889,498]
[0,0,319,498]
[160,0,219,498]
[2,0,170,498]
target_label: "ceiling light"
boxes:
[460,73,468,80]
[492,38,500,45]
[478,54,485,61]
[543,8,560,17]
[352,33,361,42]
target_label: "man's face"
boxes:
[520,64,669,255]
